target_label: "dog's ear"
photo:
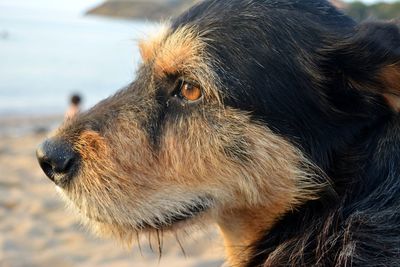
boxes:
[324,21,400,111]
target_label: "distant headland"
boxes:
[86,0,199,21]
[86,0,400,21]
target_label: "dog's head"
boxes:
[37,0,400,265]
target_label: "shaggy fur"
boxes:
[37,0,400,266]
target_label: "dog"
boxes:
[36,0,400,266]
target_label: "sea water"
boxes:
[0,1,156,117]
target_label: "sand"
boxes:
[0,115,224,267]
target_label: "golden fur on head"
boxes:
[52,24,326,267]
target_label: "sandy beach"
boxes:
[0,116,224,267]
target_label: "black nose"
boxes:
[36,138,79,186]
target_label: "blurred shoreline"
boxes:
[0,3,147,120]
[0,114,63,138]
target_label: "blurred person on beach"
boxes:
[65,94,82,120]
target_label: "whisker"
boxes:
[175,232,187,258]
[148,231,154,252]
[156,229,163,263]
[136,231,143,257]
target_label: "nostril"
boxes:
[36,138,79,186]
[39,159,55,181]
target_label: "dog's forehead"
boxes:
[139,25,205,78]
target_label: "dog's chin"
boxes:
[78,203,213,244]
[88,202,211,231]
[139,197,213,231]
[56,186,213,234]
[90,208,210,236]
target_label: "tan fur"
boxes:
[380,64,400,93]
[75,131,109,160]
[139,24,169,63]
[52,25,326,267]
[380,64,400,111]
[349,64,400,112]
[153,27,203,77]
[139,25,202,77]
[218,206,285,266]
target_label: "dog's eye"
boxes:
[177,81,202,102]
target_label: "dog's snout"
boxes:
[36,138,78,186]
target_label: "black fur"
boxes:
[172,0,400,266]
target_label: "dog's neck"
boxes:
[217,206,281,267]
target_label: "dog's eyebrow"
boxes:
[139,25,221,102]
[139,24,169,63]
[139,26,205,78]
